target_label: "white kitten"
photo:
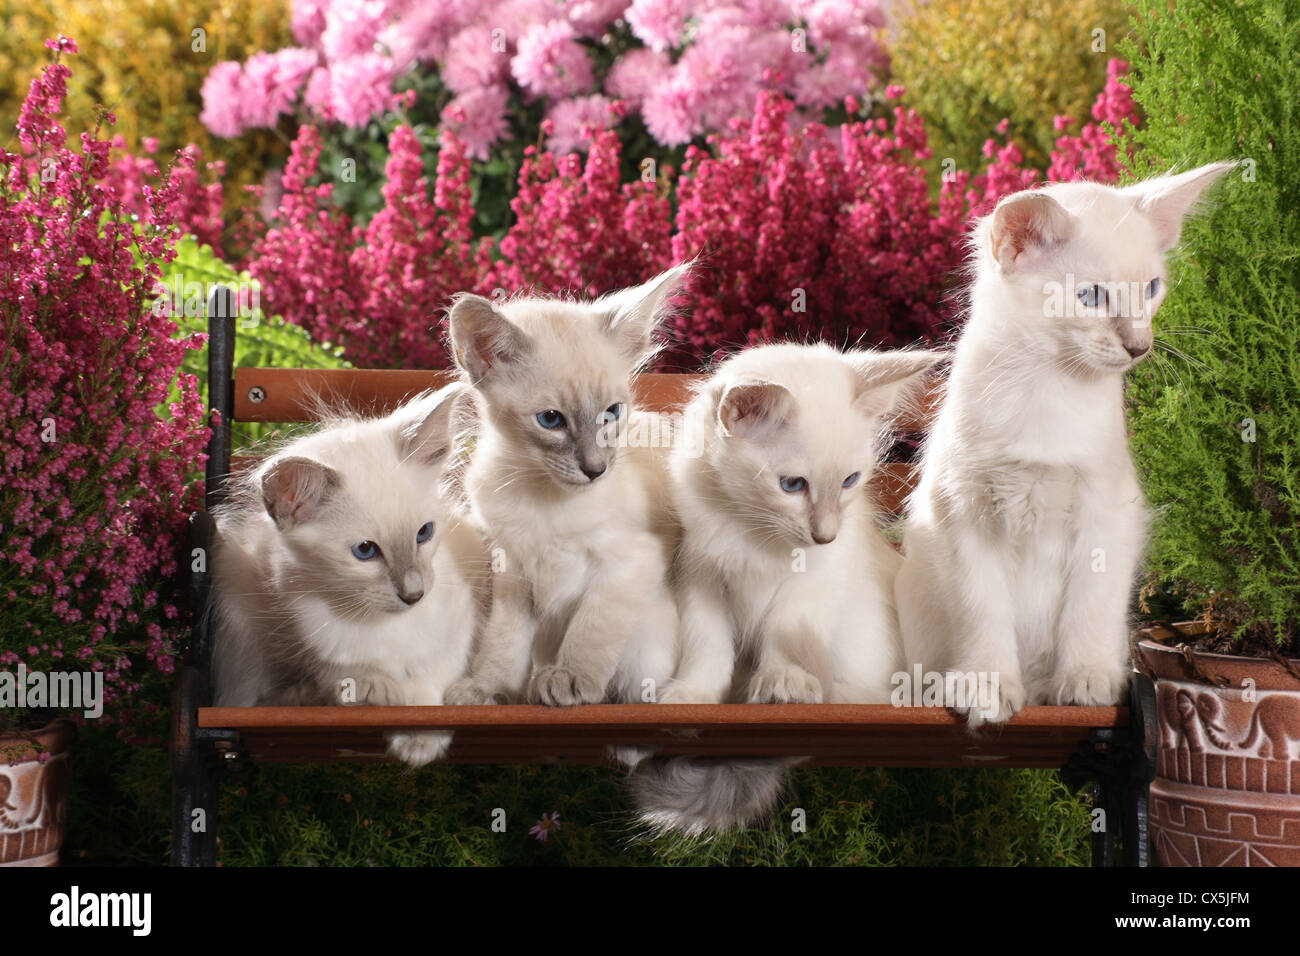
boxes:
[211,385,489,766]
[895,163,1234,726]
[443,267,689,709]
[633,342,942,835]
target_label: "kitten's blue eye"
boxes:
[1077,284,1108,309]
[779,476,807,494]
[1145,277,1161,299]
[842,472,861,489]
[351,541,380,561]
[604,403,625,423]
[416,522,434,544]
[536,409,566,430]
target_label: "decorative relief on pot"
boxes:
[1148,675,1300,866]
[0,753,71,866]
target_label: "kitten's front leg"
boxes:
[659,575,735,704]
[923,526,1025,727]
[530,542,660,706]
[445,571,535,705]
[747,616,827,704]
[1047,510,1144,707]
[385,676,454,767]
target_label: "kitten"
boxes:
[633,342,942,835]
[443,266,689,709]
[895,163,1234,726]
[211,384,489,766]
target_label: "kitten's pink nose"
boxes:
[1125,342,1150,358]
[580,464,606,481]
[812,531,837,545]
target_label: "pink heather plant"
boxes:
[666,88,965,366]
[0,41,209,729]
[484,113,675,300]
[104,136,227,251]
[245,123,489,367]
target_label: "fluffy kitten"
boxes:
[211,385,488,766]
[443,266,688,709]
[633,342,942,835]
[895,163,1234,726]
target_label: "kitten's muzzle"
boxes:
[394,567,426,606]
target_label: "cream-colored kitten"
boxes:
[211,385,489,766]
[443,267,688,708]
[895,163,1234,727]
[634,342,941,835]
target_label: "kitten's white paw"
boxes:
[1051,668,1128,708]
[659,682,725,705]
[385,730,452,767]
[444,678,510,706]
[607,744,652,767]
[528,665,606,706]
[957,673,1026,729]
[748,666,823,704]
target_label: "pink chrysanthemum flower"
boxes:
[441,85,511,159]
[240,48,319,129]
[511,20,595,98]
[604,47,670,110]
[625,0,691,52]
[566,0,628,37]
[319,0,390,62]
[443,25,510,95]
[327,53,398,128]
[199,61,246,138]
[547,94,613,155]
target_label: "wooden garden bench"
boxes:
[171,300,1158,867]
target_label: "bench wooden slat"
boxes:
[199,704,1126,766]
[202,703,1125,730]
[232,367,942,431]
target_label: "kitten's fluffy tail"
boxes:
[630,757,798,837]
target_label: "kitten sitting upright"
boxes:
[443,266,688,708]
[895,163,1235,726]
[633,342,941,835]
[211,384,488,766]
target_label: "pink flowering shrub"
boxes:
[667,89,964,365]
[103,136,227,251]
[485,116,674,298]
[202,0,889,158]
[246,124,489,367]
[0,40,209,731]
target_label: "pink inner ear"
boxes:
[1001,207,1043,258]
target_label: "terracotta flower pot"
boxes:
[0,719,75,867]
[1135,625,1300,867]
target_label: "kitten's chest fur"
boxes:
[951,460,1086,540]
[468,447,659,611]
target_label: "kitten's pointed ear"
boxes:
[987,191,1071,272]
[397,384,464,467]
[717,380,793,439]
[1123,161,1235,251]
[595,262,691,367]
[262,456,341,530]
[447,293,530,385]
[847,349,946,418]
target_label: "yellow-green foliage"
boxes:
[0,0,293,223]
[887,0,1133,174]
